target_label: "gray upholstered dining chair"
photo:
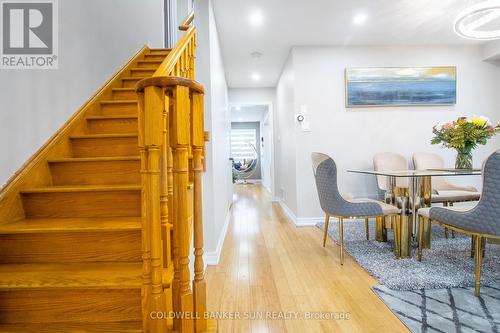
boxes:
[373,152,410,200]
[312,153,400,265]
[413,152,480,203]
[417,149,500,296]
[413,152,481,238]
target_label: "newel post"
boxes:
[171,84,194,333]
[139,85,168,332]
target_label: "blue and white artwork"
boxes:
[345,67,457,107]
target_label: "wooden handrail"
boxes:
[153,26,196,78]
[136,76,204,94]
[179,10,194,31]
[154,11,196,78]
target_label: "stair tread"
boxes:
[112,87,136,91]
[0,262,142,290]
[49,156,140,163]
[121,76,147,80]
[100,100,138,104]
[130,67,156,71]
[20,184,141,194]
[86,115,138,120]
[0,322,142,333]
[138,60,162,64]
[0,217,141,234]
[70,133,138,139]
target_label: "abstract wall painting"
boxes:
[345,67,457,107]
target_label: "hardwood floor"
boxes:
[206,185,409,333]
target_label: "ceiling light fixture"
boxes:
[249,10,264,26]
[235,106,241,111]
[251,51,262,58]
[251,73,261,81]
[454,0,500,40]
[353,13,368,25]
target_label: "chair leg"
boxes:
[449,203,456,238]
[443,202,449,239]
[365,218,369,240]
[375,216,387,242]
[471,236,476,258]
[471,235,486,258]
[418,216,424,261]
[474,235,483,296]
[422,217,432,249]
[323,214,330,247]
[339,218,344,265]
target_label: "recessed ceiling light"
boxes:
[251,51,262,58]
[249,10,264,26]
[353,13,368,25]
[251,73,261,81]
[235,106,241,111]
[454,0,500,40]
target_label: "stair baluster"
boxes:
[191,91,207,332]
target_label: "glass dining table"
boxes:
[347,168,482,258]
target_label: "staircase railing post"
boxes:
[171,84,194,333]
[161,93,172,270]
[139,85,168,332]
[191,91,207,332]
[137,91,152,333]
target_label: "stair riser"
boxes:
[0,231,141,264]
[122,79,142,88]
[100,103,138,116]
[0,289,141,323]
[21,190,141,218]
[86,118,138,135]
[148,49,169,54]
[111,90,137,100]
[130,69,155,77]
[143,54,166,61]
[137,61,162,68]
[49,160,140,186]
[71,137,138,158]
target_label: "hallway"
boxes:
[205,185,408,333]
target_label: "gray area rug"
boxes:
[316,220,500,290]
[373,285,500,333]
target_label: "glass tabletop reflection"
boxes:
[347,168,482,177]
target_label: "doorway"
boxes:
[230,104,273,194]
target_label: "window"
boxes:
[231,128,257,160]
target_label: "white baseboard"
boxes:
[278,199,323,227]
[205,209,231,266]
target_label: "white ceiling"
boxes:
[230,105,268,122]
[212,0,489,88]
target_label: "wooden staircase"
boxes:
[0,11,213,333]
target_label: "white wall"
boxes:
[0,0,164,186]
[483,40,500,63]
[260,111,272,192]
[276,45,500,220]
[195,0,232,264]
[275,54,298,214]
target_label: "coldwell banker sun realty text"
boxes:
[1,0,58,69]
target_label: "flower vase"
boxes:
[455,150,473,169]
